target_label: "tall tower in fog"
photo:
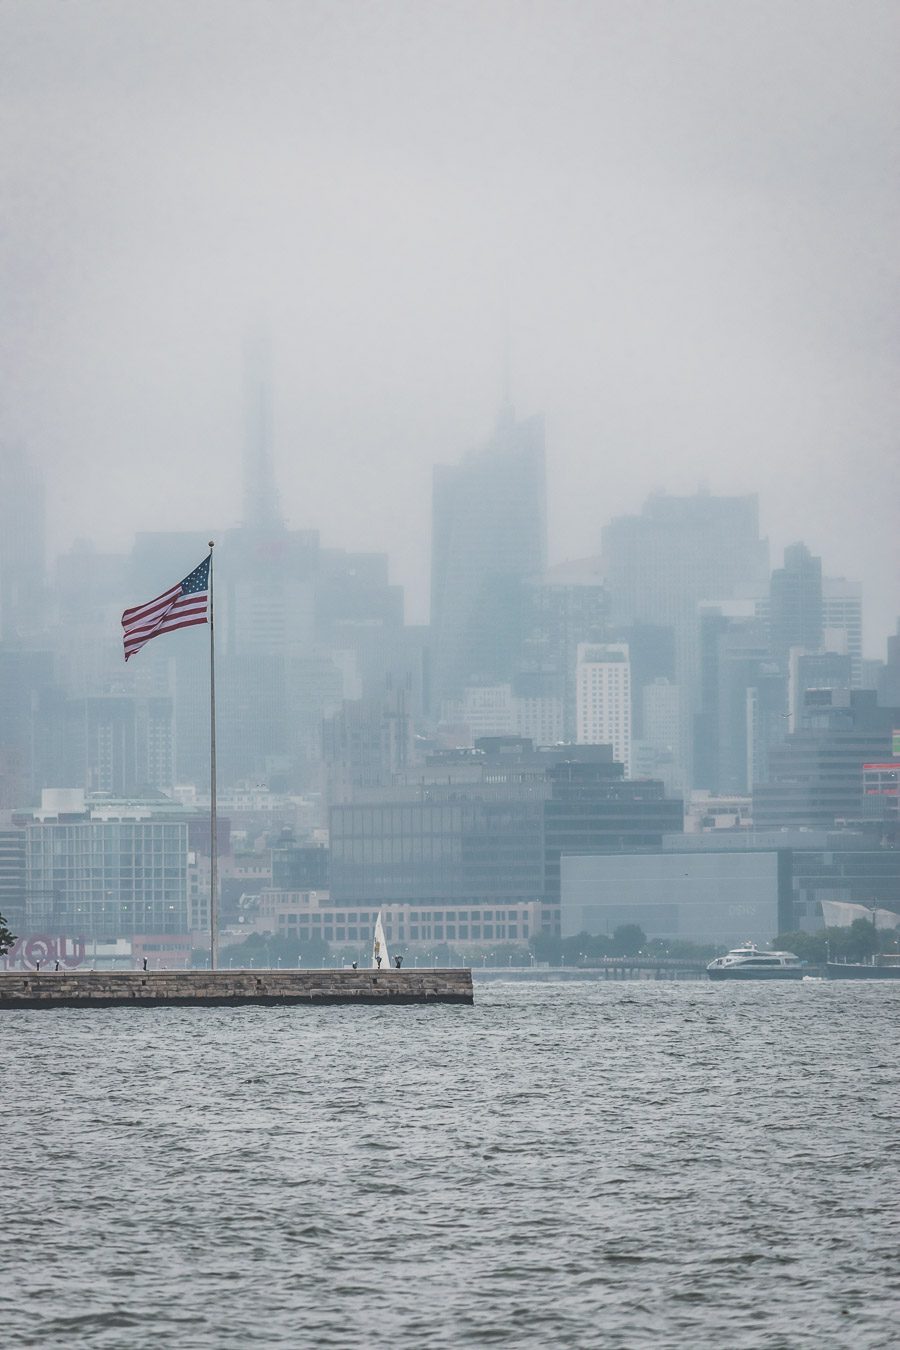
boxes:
[431,408,546,708]
[769,542,823,669]
[242,330,281,531]
[602,491,770,785]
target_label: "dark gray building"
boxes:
[271,836,329,892]
[329,741,682,908]
[753,691,899,832]
[694,607,783,794]
[329,783,547,906]
[542,755,682,904]
[769,542,823,669]
[431,408,546,708]
[794,652,852,728]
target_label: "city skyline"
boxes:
[3,2,898,644]
[4,423,898,663]
[2,9,898,1346]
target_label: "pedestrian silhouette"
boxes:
[394,955,403,969]
[142,958,148,971]
[351,961,358,970]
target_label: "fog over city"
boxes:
[4,9,900,1345]
[3,0,898,643]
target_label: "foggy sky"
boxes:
[2,0,898,651]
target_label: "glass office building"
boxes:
[330,788,547,906]
[330,742,683,908]
[26,819,190,938]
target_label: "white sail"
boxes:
[372,911,391,969]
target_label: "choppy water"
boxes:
[2,980,899,1348]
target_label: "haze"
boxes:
[2,0,898,646]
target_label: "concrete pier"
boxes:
[0,967,474,1008]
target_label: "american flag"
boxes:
[122,555,210,662]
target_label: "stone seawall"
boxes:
[0,968,474,1008]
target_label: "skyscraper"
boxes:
[523,557,610,741]
[769,542,823,669]
[822,577,863,687]
[693,602,783,794]
[431,408,546,708]
[601,492,769,784]
[575,643,632,775]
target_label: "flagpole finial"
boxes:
[208,540,215,549]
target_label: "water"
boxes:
[2,980,899,1348]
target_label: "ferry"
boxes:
[707,943,804,980]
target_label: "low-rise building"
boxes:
[561,850,788,949]
[238,890,543,950]
[560,828,900,947]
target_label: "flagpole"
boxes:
[208,540,218,971]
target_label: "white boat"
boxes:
[707,942,803,980]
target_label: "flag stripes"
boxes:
[122,554,210,661]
